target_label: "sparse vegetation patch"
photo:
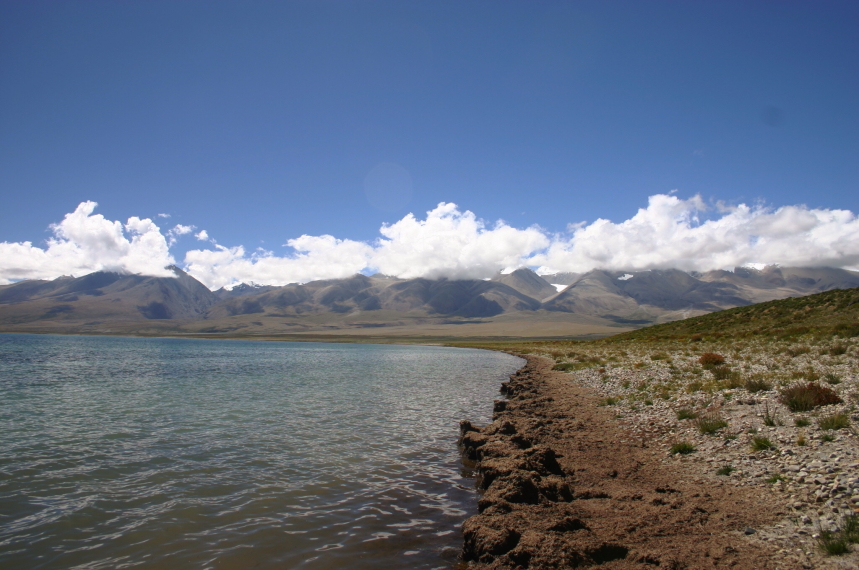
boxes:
[670,441,695,455]
[785,345,811,358]
[818,413,850,431]
[676,408,698,420]
[744,376,772,393]
[750,436,775,451]
[696,414,728,435]
[829,343,848,356]
[824,372,842,385]
[762,402,780,427]
[779,382,842,412]
[456,286,859,568]
[818,515,859,556]
[711,366,742,387]
[698,352,725,368]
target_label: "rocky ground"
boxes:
[459,335,859,569]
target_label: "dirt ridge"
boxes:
[458,355,788,569]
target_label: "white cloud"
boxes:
[0,201,175,284]
[166,224,195,246]
[184,236,373,290]
[528,194,859,274]
[180,202,549,288]
[369,202,549,280]
[2,195,859,289]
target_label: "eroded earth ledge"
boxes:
[459,355,785,569]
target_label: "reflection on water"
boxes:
[0,334,522,570]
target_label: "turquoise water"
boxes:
[0,334,522,570]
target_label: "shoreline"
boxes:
[458,354,789,569]
[0,329,613,346]
[9,330,856,567]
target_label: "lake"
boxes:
[0,334,522,570]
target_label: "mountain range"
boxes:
[1,265,857,339]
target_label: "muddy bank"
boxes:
[458,355,788,569]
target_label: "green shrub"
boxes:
[670,441,696,455]
[711,366,742,387]
[794,416,810,427]
[696,414,728,435]
[822,433,836,442]
[716,465,734,476]
[818,413,850,431]
[750,436,775,451]
[833,323,859,338]
[830,343,848,356]
[762,402,779,427]
[824,372,842,385]
[744,376,772,393]
[779,382,842,412]
[818,529,850,555]
[842,514,859,543]
[598,397,618,406]
[553,361,585,371]
[803,370,821,381]
[676,408,698,420]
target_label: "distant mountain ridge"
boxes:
[492,268,559,301]
[206,273,541,319]
[0,266,217,323]
[1,265,857,336]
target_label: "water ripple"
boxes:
[0,334,522,570]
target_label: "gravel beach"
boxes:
[460,335,859,569]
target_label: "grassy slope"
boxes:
[450,286,859,353]
[608,286,859,342]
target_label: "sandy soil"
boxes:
[458,355,789,569]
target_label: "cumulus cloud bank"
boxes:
[184,236,374,290]
[2,195,858,289]
[182,203,546,289]
[528,194,859,274]
[0,201,177,284]
[371,203,549,280]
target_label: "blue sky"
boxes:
[1,1,858,288]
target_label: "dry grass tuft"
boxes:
[779,382,841,412]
